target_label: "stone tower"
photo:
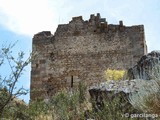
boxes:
[30,13,147,100]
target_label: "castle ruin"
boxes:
[30,13,147,100]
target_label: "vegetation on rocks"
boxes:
[1,81,160,120]
[129,65,160,116]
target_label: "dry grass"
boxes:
[129,79,160,119]
[144,93,160,114]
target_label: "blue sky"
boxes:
[0,0,160,103]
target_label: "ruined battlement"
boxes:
[33,13,144,40]
[31,13,147,100]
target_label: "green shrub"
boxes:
[88,91,141,120]
[50,82,87,120]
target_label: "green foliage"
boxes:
[78,81,87,103]
[88,91,141,120]
[24,83,141,120]
[50,90,79,120]
[105,69,126,81]
[8,82,87,120]
[27,100,50,119]
[49,82,87,120]
[2,100,29,120]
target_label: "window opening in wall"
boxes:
[71,75,73,88]
[36,64,38,68]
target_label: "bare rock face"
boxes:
[128,51,160,80]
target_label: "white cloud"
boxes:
[0,0,138,36]
[0,0,59,36]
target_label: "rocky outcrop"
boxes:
[89,79,159,104]
[128,51,160,80]
[89,80,159,120]
[89,51,160,119]
[89,80,138,113]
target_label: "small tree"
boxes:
[0,43,31,118]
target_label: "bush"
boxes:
[105,69,126,81]
[49,82,87,120]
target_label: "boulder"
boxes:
[128,51,160,80]
[89,80,139,113]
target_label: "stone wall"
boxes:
[30,13,147,100]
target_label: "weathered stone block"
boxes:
[128,51,160,80]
